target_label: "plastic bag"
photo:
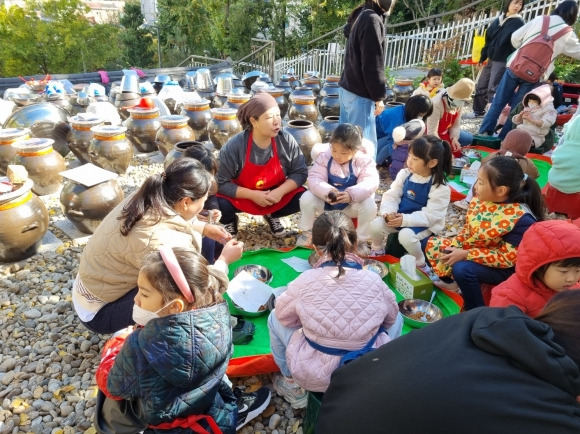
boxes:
[95,327,133,400]
[471,29,486,63]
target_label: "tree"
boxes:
[119,1,155,69]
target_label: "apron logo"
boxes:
[406,189,416,200]
[255,179,265,189]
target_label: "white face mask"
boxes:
[132,301,175,326]
[527,101,540,109]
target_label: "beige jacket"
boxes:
[78,194,206,302]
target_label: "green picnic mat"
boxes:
[226,247,461,359]
[447,148,551,195]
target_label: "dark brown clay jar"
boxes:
[114,94,141,121]
[207,108,242,150]
[288,96,319,123]
[224,93,251,111]
[275,75,293,99]
[164,141,205,169]
[319,95,340,118]
[125,107,161,153]
[318,116,340,143]
[0,128,31,175]
[12,138,66,196]
[302,77,321,97]
[60,178,124,234]
[289,86,315,105]
[88,126,133,174]
[0,180,49,262]
[284,120,322,165]
[155,115,196,156]
[180,100,212,142]
[265,88,289,119]
[393,79,414,103]
[66,115,104,164]
[319,79,340,99]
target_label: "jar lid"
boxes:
[265,88,284,97]
[0,128,31,141]
[184,100,210,109]
[210,108,238,118]
[127,107,160,115]
[226,93,251,101]
[68,114,104,126]
[91,125,127,136]
[160,115,189,127]
[60,163,118,187]
[12,137,54,153]
[0,179,34,205]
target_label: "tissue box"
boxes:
[387,263,433,301]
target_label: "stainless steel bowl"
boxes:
[451,157,468,175]
[398,299,443,328]
[363,259,389,278]
[11,94,41,107]
[233,264,273,284]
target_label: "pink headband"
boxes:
[159,246,194,304]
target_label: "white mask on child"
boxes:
[132,301,175,326]
[527,101,540,109]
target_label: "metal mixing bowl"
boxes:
[398,299,443,328]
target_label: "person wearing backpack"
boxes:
[478,0,580,139]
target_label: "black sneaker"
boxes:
[235,386,271,430]
[222,215,238,237]
[263,215,287,237]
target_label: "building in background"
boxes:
[140,0,157,24]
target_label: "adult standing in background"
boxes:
[467,0,525,119]
[478,0,580,138]
[339,0,393,158]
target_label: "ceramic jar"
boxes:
[289,86,315,105]
[67,115,104,163]
[384,86,396,103]
[393,79,414,103]
[319,94,340,118]
[288,96,319,123]
[386,101,405,109]
[180,100,212,142]
[302,77,321,100]
[275,75,293,99]
[318,116,340,143]
[155,115,196,156]
[0,128,31,175]
[125,107,161,153]
[45,94,72,114]
[88,126,133,174]
[0,180,49,262]
[60,178,124,234]
[12,138,66,195]
[207,108,242,150]
[224,93,251,111]
[212,94,228,108]
[115,93,141,121]
[164,141,205,169]
[319,78,340,99]
[284,120,322,165]
[265,88,289,119]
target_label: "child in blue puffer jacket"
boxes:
[93,247,270,433]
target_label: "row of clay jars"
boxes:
[0,128,31,175]
[12,138,66,195]
[67,115,105,163]
[284,119,322,166]
[207,108,242,150]
[156,115,196,156]
[0,179,49,263]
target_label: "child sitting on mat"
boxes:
[269,211,401,408]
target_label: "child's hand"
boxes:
[204,224,233,244]
[326,189,339,204]
[219,239,244,264]
[211,209,221,223]
[439,247,468,266]
[386,213,403,227]
[334,191,352,204]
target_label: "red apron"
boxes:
[437,100,461,157]
[216,133,305,215]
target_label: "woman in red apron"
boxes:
[216,92,308,237]
[426,78,475,157]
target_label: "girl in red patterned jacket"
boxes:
[424,156,546,310]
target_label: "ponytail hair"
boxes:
[311,211,357,277]
[409,135,453,187]
[481,156,546,221]
[119,158,213,235]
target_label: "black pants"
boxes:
[217,190,304,225]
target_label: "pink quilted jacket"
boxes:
[275,265,399,392]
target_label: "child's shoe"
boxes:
[235,386,272,430]
[370,246,385,257]
[272,373,308,409]
[453,199,469,211]
[435,279,462,294]
[296,231,312,247]
[418,263,440,282]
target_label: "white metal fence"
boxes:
[273,0,563,81]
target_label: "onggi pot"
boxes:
[164,141,205,169]
[0,128,31,175]
[60,178,124,234]
[207,108,242,150]
[284,120,322,165]
[67,115,104,163]
[288,96,319,123]
[0,180,49,262]
[318,116,340,143]
[156,115,196,156]
[88,126,133,175]
[12,138,66,196]
[125,107,161,153]
[180,100,212,142]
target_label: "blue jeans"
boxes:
[478,68,541,139]
[339,87,377,158]
[80,287,138,334]
[458,129,473,147]
[376,136,392,166]
[452,261,515,310]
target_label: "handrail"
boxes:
[177,54,224,68]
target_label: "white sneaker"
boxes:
[272,374,308,409]
[370,248,385,257]
[418,263,440,282]
[296,231,312,247]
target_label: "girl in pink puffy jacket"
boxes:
[268,211,401,409]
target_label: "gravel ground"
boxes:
[0,114,561,434]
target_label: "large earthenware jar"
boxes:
[67,115,104,164]
[384,86,396,103]
[288,96,319,123]
[289,87,315,105]
[88,126,133,174]
[0,128,30,175]
[393,79,414,103]
[164,141,204,169]
[60,178,124,234]
[207,108,242,150]
[284,120,321,165]
[114,92,141,121]
[275,75,293,99]
[224,93,251,111]
[125,107,161,153]
[180,100,211,142]
[319,77,340,99]
[12,138,66,196]
[318,116,340,143]
[302,77,321,100]
[319,94,340,118]
[265,88,289,119]
[155,115,196,156]
[0,179,49,262]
